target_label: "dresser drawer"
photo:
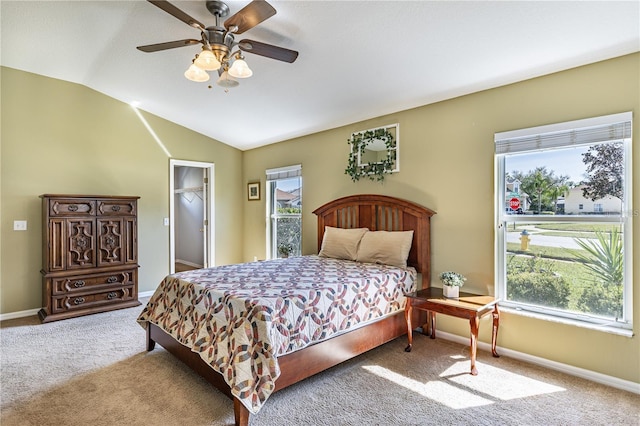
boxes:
[97,200,136,216]
[51,285,135,314]
[50,269,136,295]
[49,199,96,216]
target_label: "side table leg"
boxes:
[429,311,436,339]
[469,316,479,375]
[491,304,500,358]
[404,303,413,352]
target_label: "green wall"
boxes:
[242,53,640,384]
[0,66,244,313]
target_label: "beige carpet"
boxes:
[1,301,638,426]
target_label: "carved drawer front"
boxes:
[49,199,95,217]
[97,218,124,266]
[51,270,135,295]
[65,219,96,269]
[97,200,136,216]
[51,285,135,314]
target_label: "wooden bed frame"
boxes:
[146,194,436,425]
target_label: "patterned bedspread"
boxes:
[137,255,416,414]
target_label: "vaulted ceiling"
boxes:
[2,1,638,150]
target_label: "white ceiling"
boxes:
[2,1,638,151]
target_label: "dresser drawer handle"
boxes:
[73,297,85,305]
[107,292,118,300]
[68,204,78,212]
[107,276,118,283]
[111,205,121,212]
[73,280,86,288]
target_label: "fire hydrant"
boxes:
[520,229,530,250]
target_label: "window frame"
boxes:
[265,165,302,260]
[494,113,633,332]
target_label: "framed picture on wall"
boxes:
[247,182,260,201]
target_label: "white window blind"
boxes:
[495,112,632,154]
[266,164,302,180]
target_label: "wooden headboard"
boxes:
[312,194,436,289]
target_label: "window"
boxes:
[266,165,302,259]
[495,112,633,330]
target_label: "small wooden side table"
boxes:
[404,287,500,375]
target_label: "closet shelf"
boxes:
[174,186,203,194]
[175,186,203,202]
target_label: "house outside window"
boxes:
[505,178,529,214]
[266,165,302,259]
[495,112,633,332]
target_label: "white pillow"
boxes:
[318,226,369,261]
[356,230,414,268]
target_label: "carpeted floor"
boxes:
[1,301,638,426]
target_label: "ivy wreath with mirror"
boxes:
[345,127,396,182]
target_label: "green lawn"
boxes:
[534,223,620,232]
[505,222,623,317]
[506,243,581,261]
[507,252,595,311]
[506,223,621,239]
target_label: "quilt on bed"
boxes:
[137,255,417,414]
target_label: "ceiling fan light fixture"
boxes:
[184,63,210,82]
[194,49,221,71]
[217,69,239,88]
[228,56,253,78]
[138,0,299,89]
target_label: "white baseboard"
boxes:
[0,308,40,321]
[175,259,203,268]
[437,330,640,395]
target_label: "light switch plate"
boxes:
[14,220,27,231]
[163,217,169,226]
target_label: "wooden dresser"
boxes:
[39,194,141,323]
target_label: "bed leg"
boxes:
[146,325,156,351]
[233,398,250,426]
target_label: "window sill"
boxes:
[501,306,634,338]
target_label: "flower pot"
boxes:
[443,285,459,298]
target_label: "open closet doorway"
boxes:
[169,159,215,273]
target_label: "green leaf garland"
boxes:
[345,127,396,182]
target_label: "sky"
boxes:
[274,177,301,193]
[506,145,589,184]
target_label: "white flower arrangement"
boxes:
[439,271,466,287]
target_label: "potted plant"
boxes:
[439,271,466,298]
[278,242,293,258]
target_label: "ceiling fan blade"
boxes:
[224,0,276,35]
[137,39,201,53]
[148,0,205,30]
[239,39,298,63]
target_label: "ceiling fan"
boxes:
[137,0,299,88]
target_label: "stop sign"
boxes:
[509,197,520,210]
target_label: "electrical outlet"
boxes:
[14,220,27,231]
[163,217,169,226]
